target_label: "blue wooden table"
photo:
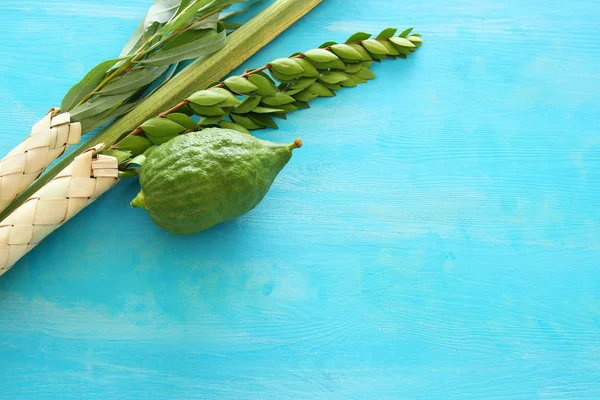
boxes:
[1,0,600,398]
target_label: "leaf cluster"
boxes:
[60,0,261,132]
[112,27,423,176]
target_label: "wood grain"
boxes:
[1,0,600,398]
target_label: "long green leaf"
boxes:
[82,99,145,132]
[79,104,121,132]
[60,58,125,112]
[140,27,226,66]
[159,0,212,34]
[119,21,146,57]
[99,66,169,95]
[190,11,220,30]
[175,0,194,15]
[145,0,182,28]
[70,91,138,122]
[120,0,182,57]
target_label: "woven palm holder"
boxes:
[0,108,82,213]
[0,144,119,275]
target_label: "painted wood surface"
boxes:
[1,0,600,398]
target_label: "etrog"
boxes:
[131,128,302,235]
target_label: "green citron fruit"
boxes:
[131,128,302,235]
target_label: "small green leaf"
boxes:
[270,58,304,75]
[319,71,348,84]
[349,44,373,61]
[234,95,262,114]
[224,76,259,94]
[188,89,228,106]
[211,88,242,107]
[291,77,317,90]
[292,58,319,77]
[118,170,138,179]
[344,63,363,74]
[270,69,303,83]
[166,113,198,130]
[347,73,367,84]
[389,36,416,48]
[272,113,287,120]
[275,103,298,112]
[143,146,157,157]
[99,65,169,95]
[340,78,358,88]
[396,46,411,55]
[363,61,374,67]
[362,39,389,55]
[356,67,375,80]
[411,33,422,37]
[399,27,414,38]
[60,57,124,112]
[230,114,264,130]
[377,28,397,39]
[129,154,146,165]
[330,44,363,61]
[140,117,186,144]
[294,90,318,102]
[319,41,337,49]
[99,149,132,165]
[249,113,278,129]
[123,154,146,173]
[261,92,296,106]
[282,88,304,96]
[293,101,310,109]
[331,58,347,70]
[303,48,339,63]
[247,74,276,95]
[407,35,424,46]
[252,106,285,114]
[308,82,335,97]
[218,120,251,134]
[177,104,196,116]
[381,40,400,55]
[189,104,226,116]
[198,115,224,125]
[116,135,153,155]
[321,82,342,90]
[306,61,331,70]
[346,32,371,43]
[251,70,274,80]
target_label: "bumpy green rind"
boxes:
[136,128,297,235]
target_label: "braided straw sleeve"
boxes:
[0,108,82,212]
[0,144,119,275]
